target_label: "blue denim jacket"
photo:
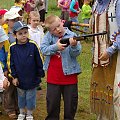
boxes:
[40,28,82,75]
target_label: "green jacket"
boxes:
[81,4,92,20]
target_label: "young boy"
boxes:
[40,15,81,120]
[4,10,22,44]
[8,21,45,120]
[3,10,22,119]
[81,0,92,32]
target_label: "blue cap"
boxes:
[0,26,8,43]
[13,21,28,33]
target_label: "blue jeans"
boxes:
[83,18,90,32]
[70,16,80,29]
[17,87,36,110]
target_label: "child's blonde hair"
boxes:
[29,11,40,20]
[45,15,61,29]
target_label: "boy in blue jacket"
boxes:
[8,21,45,120]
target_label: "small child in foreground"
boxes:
[8,21,45,120]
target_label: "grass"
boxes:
[0,0,97,119]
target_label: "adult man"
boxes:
[90,0,119,119]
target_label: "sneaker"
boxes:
[17,114,25,120]
[26,115,34,120]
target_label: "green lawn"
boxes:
[0,0,97,119]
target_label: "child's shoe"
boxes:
[17,114,25,120]
[26,115,34,120]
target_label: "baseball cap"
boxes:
[10,6,22,13]
[13,21,28,33]
[0,26,8,43]
[0,9,8,16]
[4,10,21,21]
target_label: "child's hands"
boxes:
[12,78,19,86]
[57,39,67,51]
[69,38,77,46]
[99,51,110,61]
[77,10,80,14]
[3,78,10,89]
[89,10,92,13]
[4,70,8,78]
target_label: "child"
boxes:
[2,10,22,119]
[0,9,9,80]
[8,21,45,120]
[69,0,81,28]
[14,0,25,8]
[28,11,44,90]
[0,26,10,90]
[57,0,71,21]
[0,9,9,114]
[0,26,10,114]
[81,0,92,32]
[40,15,81,120]
[23,0,34,23]
[28,11,44,48]
[33,0,46,23]
[10,6,23,19]
[4,10,22,44]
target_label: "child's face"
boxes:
[0,41,4,49]
[8,18,19,29]
[15,28,29,44]
[0,15,4,25]
[29,16,40,28]
[85,0,90,4]
[49,19,65,37]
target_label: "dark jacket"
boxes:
[8,39,45,90]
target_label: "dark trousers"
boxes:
[39,9,45,23]
[45,83,78,120]
[60,11,69,21]
[2,77,19,114]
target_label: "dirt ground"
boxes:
[0,89,46,120]
[0,88,96,120]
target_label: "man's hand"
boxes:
[3,78,10,89]
[12,78,19,86]
[99,51,110,61]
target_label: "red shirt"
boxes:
[70,1,79,18]
[47,53,78,85]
